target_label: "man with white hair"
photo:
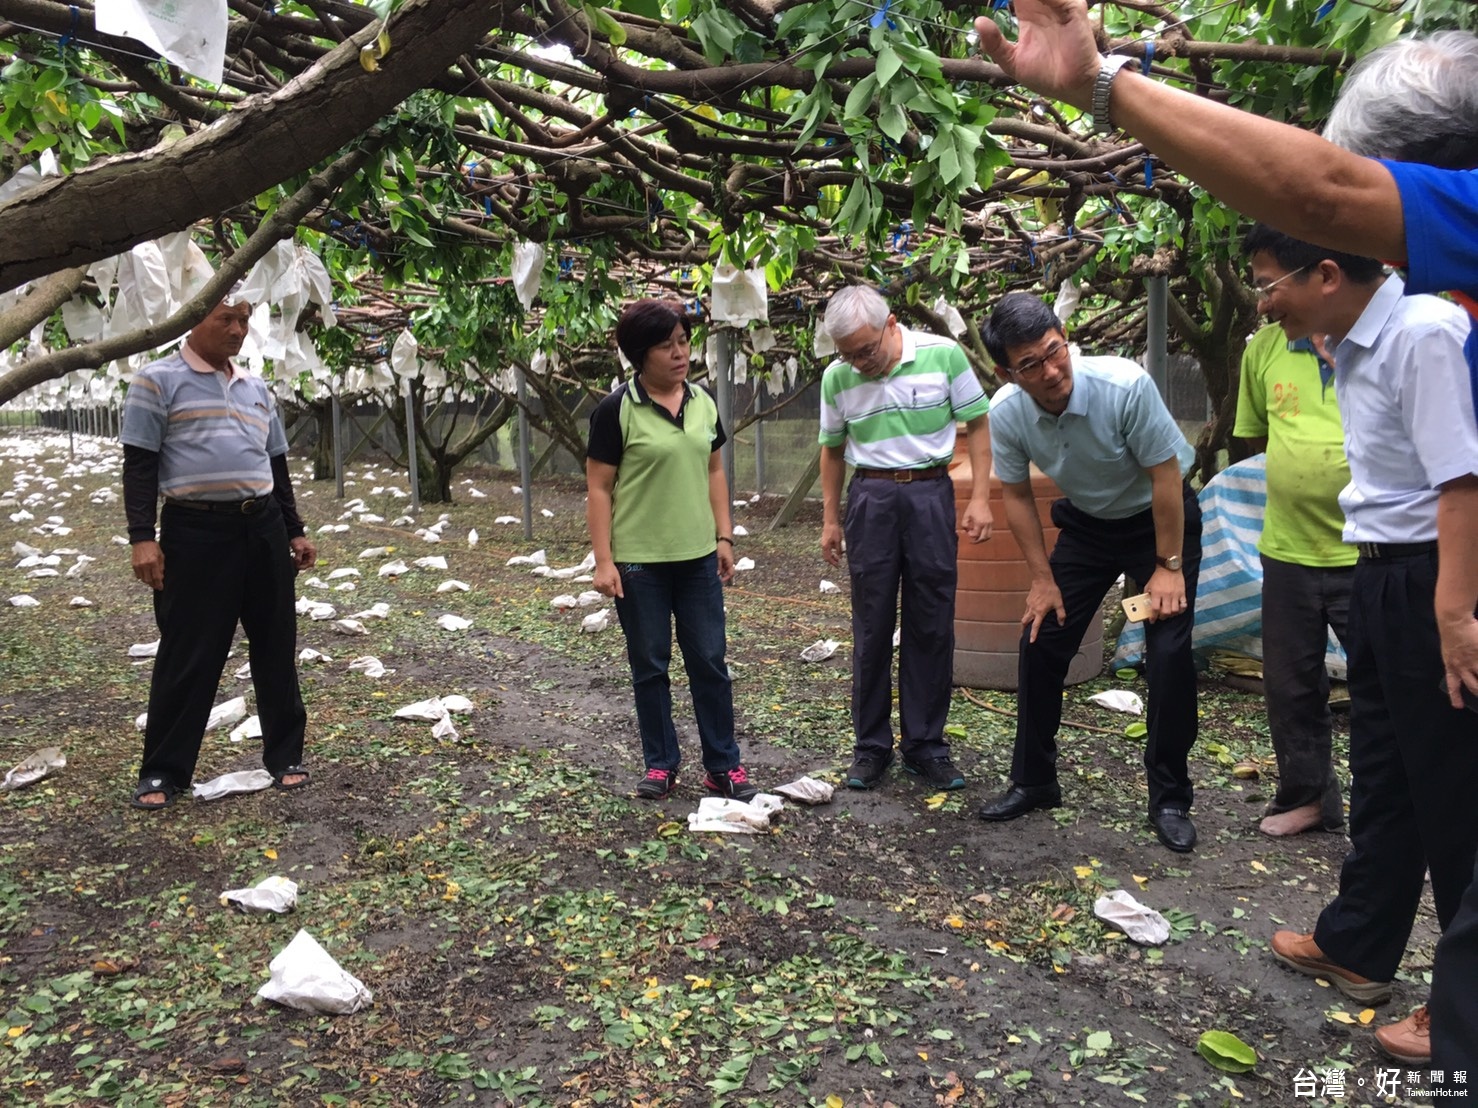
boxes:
[974,4,1478,1069]
[818,285,993,793]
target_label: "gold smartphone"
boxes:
[1121,592,1151,623]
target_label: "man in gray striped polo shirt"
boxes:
[120,296,316,810]
[819,285,994,792]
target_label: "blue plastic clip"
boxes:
[58,5,79,51]
[870,0,897,31]
[1314,0,1336,23]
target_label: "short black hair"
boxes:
[981,293,1064,368]
[1241,224,1385,284]
[615,299,692,370]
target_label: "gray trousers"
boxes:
[1259,554,1353,828]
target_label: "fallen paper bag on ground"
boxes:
[440,695,474,714]
[256,929,373,1014]
[228,716,263,744]
[1,746,65,791]
[193,768,272,800]
[206,697,248,732]
[394,697,450,722]
[772,776,834,805]
[221,875,298,914]
[377,560,409,578]
[333,619,368,635]
[819,580,840,595]
[437,580,470,593]
[431,715,459,740]
[299,648,331,664]
[1088,690,1143,715]
[437,614,472,631]
[800,639,839,663]
[1093,890,1170,945]
[347,656,391,678]
[687,793,784,834]
[580,609,610,633]
[128,639,160,658]
[506,549,546,567]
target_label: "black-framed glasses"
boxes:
[1012,339,1069,379]
[1248,263,1312,297]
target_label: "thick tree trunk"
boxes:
[0,0,511,293]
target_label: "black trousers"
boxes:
[1313,550,1478,981]
[1431,849,1478,1071]
[1012,487,1202,811]
[1259,555,1352,827]
[843,475,957,761]
[138,499,306,789]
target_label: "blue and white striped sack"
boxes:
[1112,455,1346,677]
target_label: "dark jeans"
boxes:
[1259,554,1352,827]
[1313,551,1478,981]
[1014,487,1202,812]
[139,499,305,789]
[613,553,740,775]
[843,475,958,761]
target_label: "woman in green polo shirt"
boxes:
[586,299,759,802]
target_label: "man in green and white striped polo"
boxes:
[819,286,994,793]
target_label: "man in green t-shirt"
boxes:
[1234,248,1357,838]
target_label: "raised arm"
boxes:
[974,0,1407,260]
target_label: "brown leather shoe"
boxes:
[1270,930,1392,1004]
[1375,1006,1431,1065]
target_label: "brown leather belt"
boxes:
[853,465,949,482]
[165,495,269,515]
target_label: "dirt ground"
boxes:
[0,430,1441,1107]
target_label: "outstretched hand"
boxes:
[974,0,1101,110]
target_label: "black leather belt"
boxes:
[854,465,949,482]
[165,496,269,515]
[1355,540,1437,560]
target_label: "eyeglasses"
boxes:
[1012,339,1070,379]
[1248,263,1312,297]
[838,322,891,366]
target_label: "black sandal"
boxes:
[131,777,178,810]
[272,765,310,791]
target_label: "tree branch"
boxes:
[0,140,383,405]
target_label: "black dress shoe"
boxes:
[978,782,1062,821]
[1150,807,1197,852]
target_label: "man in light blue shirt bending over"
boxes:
[977,293,1201,853]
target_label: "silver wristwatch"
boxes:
[1091,55,1140,134]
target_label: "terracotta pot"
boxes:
[949,423,1104,691]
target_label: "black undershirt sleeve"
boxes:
[122,444,160,544]
[270,454,306,539]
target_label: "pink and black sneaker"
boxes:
[705,764,759,802]
[635,767,676,799]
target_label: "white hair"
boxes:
[823,285,890,340]
[1325,31,1478,168]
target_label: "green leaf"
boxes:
[585,4,627,46]
[943,723,967,739]
[1115,667,1139,680]
[875,45,904,87]
[1196,1030,1257,1073]
[1085,1030,1112,1051]
[878,104,908,144]
[1124,722,1148,738]
[843,75,878,123]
